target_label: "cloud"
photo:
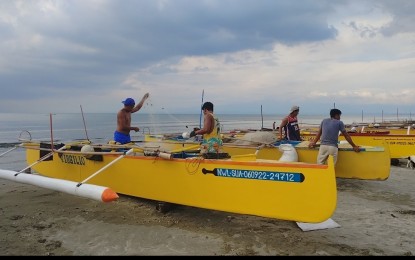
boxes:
[0,0,414,116]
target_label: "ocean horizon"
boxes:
[0,112,413,146]
[0,111,413,172]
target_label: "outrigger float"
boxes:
[0,141,119,203]
[4,139,338,223]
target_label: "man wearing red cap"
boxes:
[114,93,149,144]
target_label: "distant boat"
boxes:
[300,131,415,160]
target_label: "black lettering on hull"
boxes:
[60,154,86,165]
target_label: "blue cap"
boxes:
[122,98,135,106]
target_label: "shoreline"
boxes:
[0,164,414,255]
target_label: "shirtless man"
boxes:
[114,93,149,144]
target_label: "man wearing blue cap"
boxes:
[114,92,149,144]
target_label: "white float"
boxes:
[0,169,118,203]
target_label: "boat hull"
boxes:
[142,138,391,180]
[224,143,390,180]
[25,145,336,223]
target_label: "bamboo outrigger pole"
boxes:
[16,146,67,176]
[77,148,135,187]
[0,146,19,158]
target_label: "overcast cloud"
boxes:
[1,0,414,116]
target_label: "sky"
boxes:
[1,0,415,117]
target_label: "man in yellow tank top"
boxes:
[192,102,222,153]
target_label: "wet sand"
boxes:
[0,164,414,255]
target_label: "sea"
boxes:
[0,112,408,171]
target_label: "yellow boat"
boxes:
[143,135,391,181]
[358,126,414,135]
[22,141,337,223]
[301,132,415,159]
[302,125,415,135]
[225,143,390,180]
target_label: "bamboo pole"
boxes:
[77,148,135,187]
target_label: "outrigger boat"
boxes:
[300,131,415,160]
[143,134,391,181]
[354,126,415,135]
[225,142,390,180]
[18,140,337,223]
[301,124,415,135]
[218,127,412,162]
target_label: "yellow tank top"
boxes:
[203,113,220,140]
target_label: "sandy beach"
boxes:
[0,163,414,256]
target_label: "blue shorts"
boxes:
[114,131,131,144]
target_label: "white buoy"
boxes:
[81,144,95,158]
[0,169,118,203]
